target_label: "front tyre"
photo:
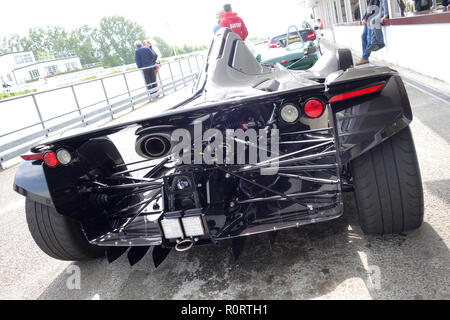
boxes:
[25,198,105,261]
[351,127,424,235]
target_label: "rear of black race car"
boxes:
[12,30,423,265]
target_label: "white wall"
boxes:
[0,55,14,74]
[13,57,82,85]
[0,55,16,85]
[324,23,450,83]
[0,52,36,84]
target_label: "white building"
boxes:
[304,0,450,83]
[0,51,81,87]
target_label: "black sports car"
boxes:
[14,28,423,267]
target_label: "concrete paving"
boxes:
[0,56,449,300]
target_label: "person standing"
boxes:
[356,0,372,65]
[134,40,157,91]
[397,0,406,16]
[365,0,388,54]
[317,18,323,30]
[143,40,160,88]
[219,4,248,41]
[356,0,386,65]
[213,10,224,34]
[2,82,11,93]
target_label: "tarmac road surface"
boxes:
[0,68,449,300]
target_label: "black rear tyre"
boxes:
[25,198,105,261]
[351,127,424,235]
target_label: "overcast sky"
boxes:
[1,0,312,46]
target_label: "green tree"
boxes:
[45,26,72,56]
[19,27,71,60]
[96,16,147,67]
[0,16,207,68]
[68,25,100,65]
[0,34,24,53]
[19,27,47,58]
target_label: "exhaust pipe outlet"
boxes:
[135,133,172,159]
[175,239,194,252]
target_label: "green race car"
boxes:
[256,25,321,70]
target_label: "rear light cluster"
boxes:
[328,84,384,103]
[20,154,43,161]
[280,104,300,123]
[279,82,383,122]
[56,149,72,165]
[280,98,325,123]
[268,41,277,48]
[304,99,324,118]
[21,148,72,167]
[43,152,58,167]
[306,31,316,41]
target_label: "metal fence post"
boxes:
[167,62,176,91]
[187,58,194,82]
[71,85,84,124]
[157,69,166,97]
[187,57,193,74]
[147,67,154,101]
[194,55,200,73]
[123,73,134,110]
[179,60,186,87]
[32,95,47,137]
[100,78,113,119]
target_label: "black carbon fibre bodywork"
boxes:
[13,29,413,251]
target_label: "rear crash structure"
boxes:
[14,29,423,266]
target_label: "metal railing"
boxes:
[0,54,205,167]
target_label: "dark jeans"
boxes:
[361,24,372,60]
[142,68,156,91]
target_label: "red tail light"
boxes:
[21,154,43,161]
[43,152,58,167]
[304,99,324,118]
[268,41,277,48]
[306,31,316,41]
[328,84,384,103]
